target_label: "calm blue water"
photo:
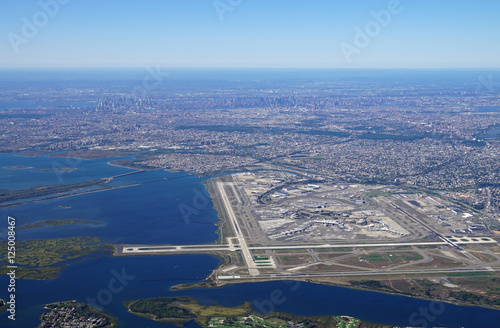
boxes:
[0,153,134,190]
[481,127,500,139]
[476,106,500,113]
[1,155,500,327]
[477,106,500,113]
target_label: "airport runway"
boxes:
[218,266,500,280]
[216,181,259,275]
[117,180,499,280]
[119,238,497,254]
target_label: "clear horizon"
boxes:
[1,67,500,70]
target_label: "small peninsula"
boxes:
[18,219,104,230]
[38,301,117,328]
[0,236,114,280]
[3,165,33,170]
[124,297,391,328]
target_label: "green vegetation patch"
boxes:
[127,297,196,322]
[334,316,360,328]
[449,291,500,306]
[18,219,104,230]
[209,314,290,328]
[0,236,113,280]
[350,280,385,289]
[125,297,392,328]
[361,254,386,263]
[126,297,252,326]
[359,252,423,267]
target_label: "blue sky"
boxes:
[1,0,499,68]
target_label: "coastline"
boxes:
[47,150,133,160]
[106,160,138,170]
[122,296,376,328]
[164,175,500,312]
[39,300,118,328]
[167,250,500,312]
